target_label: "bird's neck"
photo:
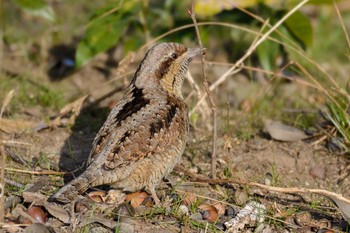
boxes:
[159,72,183,99]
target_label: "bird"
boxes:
[49,42,204,205]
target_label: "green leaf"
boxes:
[307,0,342,5]
[75,1,140,68]
[194,0,236,16]
[13,0,55,21]
[13,0,46,10]
[284,10,313,48]
[256,38,279,72]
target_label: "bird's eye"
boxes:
[171,53,178,59]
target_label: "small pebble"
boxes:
[225,206,236,216]
[178,205,189,216]
[309,165,325,180]
[189,212,203,221]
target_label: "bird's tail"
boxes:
[48,172,96,203]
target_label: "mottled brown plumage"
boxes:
[49,42,203,205]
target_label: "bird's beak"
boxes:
[186,47,206,59]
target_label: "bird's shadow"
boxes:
[57,104,111,183]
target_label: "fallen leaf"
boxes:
[314,191,350,223]
[125,191,148,208]
[23,192,47,206]
[212,202,226,215]
[105,190,125,204]
[88,190,107,203]
[264,119,309,141]
[182,193,197,206]
[198,204,219,222]
[27,206,47,223]
[44,202,70,224]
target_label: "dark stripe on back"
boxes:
[149,103,178,136]
[165,105,177,127]
[115,87,150,126]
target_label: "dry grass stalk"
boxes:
[333,0,350,57]
[0,145,5,224]
[0,90,15,224]
[192,0,310,112]
[177,166,350,222]
[185,72,211,121]
[189,0,218,179]
[0,0,2,78]
[4,168,67,175]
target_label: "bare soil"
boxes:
[1,38,350,233]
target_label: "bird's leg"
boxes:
[149,187,160,206]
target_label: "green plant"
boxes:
[73,0,331,71]
[325,90,350,152]
[12,0,55,21]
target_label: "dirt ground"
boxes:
[1,44,350,232]
[1,0,350,226]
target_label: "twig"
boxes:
[0,0,3,78]
[189,0,218,179]
[206,61,320,90]
[1,140,33,146]
[175,189,238,208]
[4,177,49,211]
[185,72,210,120]
[3,167,67,175]
[333,0,350,56]
[16,207,40,224]
[176,166,350,221]
[0,90,15,224]
[4,178,24,188]
[0,145,5,224]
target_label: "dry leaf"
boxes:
[312,190,350,222]
[125,191,148,208]
[182,193,197,206]
[264,119,308,141]
[44,202,70,224]
[23,192,47,206]
[105,190,125,204]
[27,206,47,223]
[198,204,219,222]
[88,190,107,203]
[212,202,226,215]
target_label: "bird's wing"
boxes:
[87,85,188,170]
[87,84,147,164]
[104,96,188,169]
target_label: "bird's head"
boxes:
[132,42,205,98]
